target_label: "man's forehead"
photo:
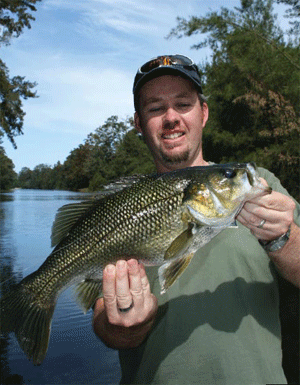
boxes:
[142,74,195,90]
[141,92,193,106]
[140,76,197,103]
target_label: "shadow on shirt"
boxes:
[120,277,286,384]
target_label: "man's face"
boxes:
[135,75,209,173]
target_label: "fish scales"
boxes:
[0,163,271,365]
[22,176,186,304]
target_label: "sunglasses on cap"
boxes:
[133,54,202,100]
[139,54,196,73]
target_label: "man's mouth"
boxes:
[162,132,185,140]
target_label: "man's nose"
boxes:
[163,108,180,130]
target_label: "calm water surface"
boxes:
[0,189,121,385]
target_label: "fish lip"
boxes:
[246,163,256,187]
[245,163,271,194]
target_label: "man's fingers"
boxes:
[127,259,144,308]
[245,189,295,212]
[115,260,133,310]
[238,189,295,241]
[140,262,152,296]
[102,264,119,319]
[102,259,158,327]
[103,264,116,302]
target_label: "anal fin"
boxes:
[158,253,194,294]
[76,279,102,313]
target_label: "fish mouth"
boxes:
[246,163,272,196]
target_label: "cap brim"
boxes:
[134,66,202,95]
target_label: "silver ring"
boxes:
[257,219,266,229]
[118,302,134,313]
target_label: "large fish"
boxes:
[0,163,270,365]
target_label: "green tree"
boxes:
[31,164,55,189]
[0,60,38,148]
[17,164,61,190]
[86,116,133,190]
[0,0,40,147]
[169,0,300,200]
[63,143,93,191]
[18,166,33,188]
[83,116,155,192]
[51,161,65,190]
[89,128,155,191]
[0,0,42,44]
[111,129,155,178]
[0,146,16,190]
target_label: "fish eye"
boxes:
[224,169,236,179]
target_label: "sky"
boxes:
[1,0,289,173]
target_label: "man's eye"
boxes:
[149,106,162,113]
[178,103,191,109]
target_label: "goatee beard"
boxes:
[160,149,190,165]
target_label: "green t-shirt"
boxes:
[119,168,300,385]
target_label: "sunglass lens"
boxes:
[140,55,193,73]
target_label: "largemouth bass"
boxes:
[0,163,270,365]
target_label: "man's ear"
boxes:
[202,102,209,128]
[134,111,142,134]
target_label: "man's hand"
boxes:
[93,259,158,349]
[237,178,300,287]
[237,179,295,241]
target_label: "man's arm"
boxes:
[237,180,300,288]
[268,222,300,287]
[93,259,158,349]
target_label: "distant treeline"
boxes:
[15,116,156,192]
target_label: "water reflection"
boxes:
[1,189,92,202]
[0,195,14,203]
[0,189,121,385]
[0,194,24,384]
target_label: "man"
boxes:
[93,55,300,384]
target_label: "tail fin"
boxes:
[0,283,55,365]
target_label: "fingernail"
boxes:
[117,260,126,269]
[105,264,115,274]
[128,259,138,268]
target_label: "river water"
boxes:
[0,189,121,385]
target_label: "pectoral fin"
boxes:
[158,224,197,293]
[76,279,102,313]
[158,252,194,294]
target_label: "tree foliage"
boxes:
[0,146,16,190]
[169,0,300,200]
[0,0,40,147]
[0,0,41,44]
[0,60,37,148]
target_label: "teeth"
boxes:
[163,132,184,139]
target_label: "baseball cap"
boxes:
[133,54,203,111]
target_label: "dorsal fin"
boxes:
[51,175,146,248]
[51,200,97,247]
[100,174,146,195]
